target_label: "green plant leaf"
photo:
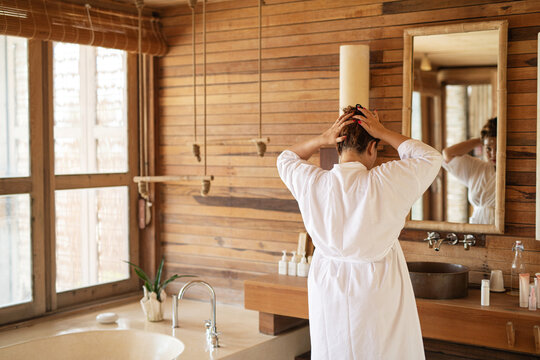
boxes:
[136,269,154,291]
[154,257,165,292]
[124,260,196,299]
[159,274,197,293]
[124,260,154,292]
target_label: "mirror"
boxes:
[402,21,507,234]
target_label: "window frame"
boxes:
[0,39,140,324]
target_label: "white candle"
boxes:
[339,45,370,114]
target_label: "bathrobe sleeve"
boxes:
[442,154,484,188]
[276,150,326,201]
[373,139,442,213]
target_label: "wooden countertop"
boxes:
[245,273,540,317]
[244,273,540,354]
[245,274,309,319]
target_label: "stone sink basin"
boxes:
[0,329,185,360]
[407,261,469,299]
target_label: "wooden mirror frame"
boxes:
[402,21,508,234]
[536,32,540,240]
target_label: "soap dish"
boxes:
[96,312,118,324]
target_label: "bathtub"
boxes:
[0,329,184,360]
[0,298,309,359]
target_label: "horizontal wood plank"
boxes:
[158,0,540,313]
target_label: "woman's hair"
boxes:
[480,117,497,140]
[337,105,379,155]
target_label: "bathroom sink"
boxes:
[407,262,469,299]
[0,329,184,360]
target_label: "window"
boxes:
[53,44,128,175]
[0,37,138,324]
[0,36,29,178]
[53,43,130,293]
[0,35,32,311]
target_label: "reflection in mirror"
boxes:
[403,21,507,233]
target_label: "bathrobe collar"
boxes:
[333,161,367,170]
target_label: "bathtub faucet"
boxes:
[172,280,220,348]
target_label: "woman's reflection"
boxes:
[442,118,496,224]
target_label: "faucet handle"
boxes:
[204,320,220,348]
[446,233,459,245]
[460,234,476,250]
[204,320,220,334]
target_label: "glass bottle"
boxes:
[510,240,525,296]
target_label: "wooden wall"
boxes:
[157,0,540,304]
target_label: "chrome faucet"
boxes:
[433,233,460,251]
[172,280,220,348]
[424,232,440,249]
[424,231,476,251]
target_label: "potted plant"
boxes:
[126,258,195,322]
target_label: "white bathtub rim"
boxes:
[0,328,185,359]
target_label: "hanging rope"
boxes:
[258,0,262,139]
[84,4,94,46]
[43,0,52,41]
[255,0,268,157]
[189,0,200,161]
[110,11,117,49]
[143,56,149,178]
[203,0,207,176]
[200,0,211,196]
[192,3,196,143]
[135,0,148,199]
[14,0,21,37]
[28,0,37,39]
[57,2,66,43]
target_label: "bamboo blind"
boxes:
[0,0,167,56]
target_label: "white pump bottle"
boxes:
[288,251,298,276]
[278,250,287,275]
[297,253,309,277]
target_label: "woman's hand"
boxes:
[318,112,355,147]
[353,108,386,139]
[354,107,410,150]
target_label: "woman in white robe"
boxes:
[442,118,497,224]
[277,105,442,360]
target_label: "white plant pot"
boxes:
[140,287,166,322]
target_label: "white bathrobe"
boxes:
[277,139,442,360]
[442,154,496,224]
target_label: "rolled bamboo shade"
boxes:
[0,0,167,56]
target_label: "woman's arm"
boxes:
[287,112,355,160]
[442,138,481,163]
[278,113,354,199]
[355,107,442,211]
